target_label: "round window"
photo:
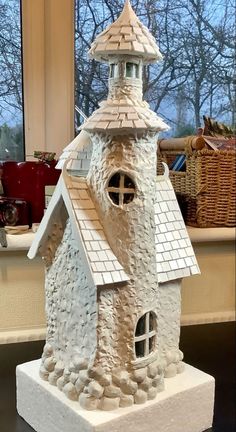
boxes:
[107,172,136,206]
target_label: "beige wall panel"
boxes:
[181,241,235,322]
[0,252,45,331]
[0,238,235,343]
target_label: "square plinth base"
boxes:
[16,359,215,432]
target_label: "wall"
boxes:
[0,250,45,342]
[181,240,235,325]
[0,233,235,344]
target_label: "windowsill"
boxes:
[0,226,235,252]
[187,226,235,243]
[0,232,35,252]
[131,351,158,369]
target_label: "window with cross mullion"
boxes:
[107,172,135,206]
[135,311,156,358]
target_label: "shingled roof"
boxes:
[65,173,129,286]
[28,173,129,288]
[56,131,93,175]
[80,100,168,133]
[89,0,162,63]
[155,175,200,282]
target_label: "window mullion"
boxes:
[135,334,147,343]
[145,313,150,355]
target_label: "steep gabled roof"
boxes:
[64,173,129,285]
[28,173,129,287]
[89,0,162,63]
[155,173,200,283]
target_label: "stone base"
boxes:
[16,359,215,432]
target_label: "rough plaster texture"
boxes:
[17,359,215,432]
[158,280,184,376]
[44,219,97,366]
[87,133,161,368]
[158,281,181,352]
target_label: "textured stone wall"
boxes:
[108,77,143,102]
[40,339,165,411]
[42,219,97,367]
[87,133,161,370]
[158,280,184,377]
[38,136,184,410]
[108,56,143,102]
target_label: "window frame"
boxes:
[107,171,136,207]
[125,62,140,79]
[109,63,119,79]
[135,311,157,358]
[0,0,25,162]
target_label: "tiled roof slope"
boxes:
[155,176,200,283]
[64,173,129,286]
[80,101,168,133]
[89,0,162,63]
[56,131,92,175]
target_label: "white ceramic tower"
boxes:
[81,0,169,376]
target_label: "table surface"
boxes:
[0,322,235,432]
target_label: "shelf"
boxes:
[0,227,235,252]
[0,232,34,252]
[0,327,46,345]
[187,226,235,243]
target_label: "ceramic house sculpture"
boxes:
[28,0,200,412]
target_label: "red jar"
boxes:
[0,161,61,223]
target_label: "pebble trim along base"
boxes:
[39,342,185,410]
[17,359,215,432]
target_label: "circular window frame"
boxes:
[106,171,137,208]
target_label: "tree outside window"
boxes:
[74,0,234,133]
[0,0,24,161]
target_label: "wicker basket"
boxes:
[157,144,236,228]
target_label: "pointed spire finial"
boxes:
[89,0,163,63]
[117,0,137,23]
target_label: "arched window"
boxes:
[126,62,140,78]
[135,311,156,358]
[107,172,136,206]
[110,64,115,78]
[110,63,119,78]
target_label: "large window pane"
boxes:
[0,0,24,161]
[74,0,234,134]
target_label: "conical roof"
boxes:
[80,99,168,133]
[89,0,162,64]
